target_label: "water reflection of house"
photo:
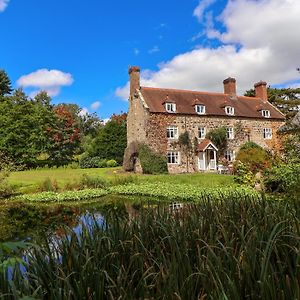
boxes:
[124,66,285,173]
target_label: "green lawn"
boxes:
[9,167,234,194]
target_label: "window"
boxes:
[167,126,178,139]
[262,110,271,118]
[224,150,235,162]
[226,127,234,139]
[263,128,272,139]
[225,106,235,116]
[165,102,176,113]
[167,152,179,164]
[198,127,206,139]
[195,104,205,114]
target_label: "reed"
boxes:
[1,195,299,299]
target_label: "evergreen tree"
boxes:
[0,70,12,96]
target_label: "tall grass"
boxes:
[1,195,299,299]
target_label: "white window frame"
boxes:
[225,106,235,116]
[224,150,235,162]
[195,104,205,115]
[167,151,179,164]
[166,126,178,139]
[165,102,176,113]
[263,128,272,139]
[198,126,206,139]
[226,127,234,140]
[262,110,271,118]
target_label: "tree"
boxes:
[206,127,227,158]
[178,131,194,172]
[0,70,12,97]
[89,115,127,164]
[47,104,81,165]
[244,87,300,119]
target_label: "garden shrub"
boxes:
[98,159,108,168]
[233,161,255,186]
[263,164,300,196]
[38,178,59,192]
[106,159,118,168]
[235,144,270,173]
[79,174,108,189]
[240,141,263,151]
[79,155,102,169]
[138,144,168,174]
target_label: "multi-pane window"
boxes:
[226,127,234,139]
[195,104,205,114]
[224,150,235,162]
[225,106,235,116]
[167,126,178,139]
[167,152,179,164]
[262,110,271,118]
[263,128,272,139]
[165,103,176,113]
[198,127,206,139]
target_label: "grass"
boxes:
[1,195,299,299]
[8,167,120,194]
[8,167,234,195]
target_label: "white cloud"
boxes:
[17,69,74,97]
[103,118,110,124]
[193,0,216,22]
[116,0,300,100]
[91,101,101,110]
[0,0,9,12]
[148,46,160,54]
[133,48,140,56]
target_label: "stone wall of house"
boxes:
[144,113,285,173]
[127,93,149,146]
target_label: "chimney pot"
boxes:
[254,81,268,101]
[129,66,140,98]
[223,77,236,96]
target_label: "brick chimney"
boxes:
[223,77,236,96]
[129,66,140,98]
[254,81,268,101]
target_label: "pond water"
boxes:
[0,195,177,242]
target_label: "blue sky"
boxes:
[1,0,299,120]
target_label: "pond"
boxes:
[0,195,177,242]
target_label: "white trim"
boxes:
[262,110,271,118]
[167,126,178,139]
[225,106,235,116]
[263,128,272,139]
[202,142,218,152]
[167,151,180,164]
[165,102,176,113]
[198,126,206,139]
[195,104,206,115]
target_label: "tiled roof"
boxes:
[140,86,285,120]
[198,139,218,151]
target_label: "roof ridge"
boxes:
[141,86,227,97]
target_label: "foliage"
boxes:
[245,86,300,119]
[263,164,300,197]
[106,159,118,167]
[283,132,300,163]
[38,177,59,192]
[110,182,257,201]
[47,104,81,165]
[233,161,255,186]
[206,126,227,157]
[0,69,12,96]
[138,144,168,174]
[240,141,263,151]
[79,155,103,169]
[178,131,194,172]
[79,174,108,189]
[1,197,299,299]
[89,116,127,164]
[0,153,17,198]
[18,188,109,202]
[235,144,270,173]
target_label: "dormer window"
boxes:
[262,110,270,118]
[225,106,235,116]
[165,102,176,113]
[195,104,205,115]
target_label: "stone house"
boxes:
[124,66,285,173]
